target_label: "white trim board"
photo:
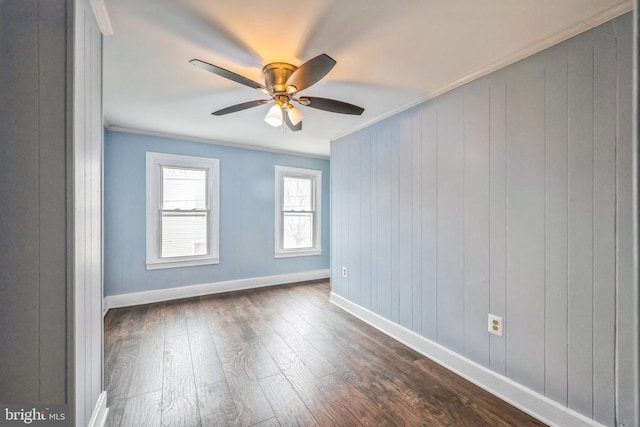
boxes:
[104,269,330,312]
[89,0,113,36]
[329,292,606,427]
[87,391,109,427]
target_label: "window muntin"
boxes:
[146,153,219,269]
[275,166,322,257]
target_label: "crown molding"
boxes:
[105,125,331,160]
[331,0,633,142]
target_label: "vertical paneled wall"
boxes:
[0,1,104,422]
[331,14,632,425]
[0,0,69,403]
[616,4,638,426]
[74,0,104,424]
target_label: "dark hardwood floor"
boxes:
[104,280,545,426]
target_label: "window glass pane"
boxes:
[283,212,313,249]
[162,167,206,210]
[161,212,208,258]
[283,177,312,211]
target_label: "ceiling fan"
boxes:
[189,54,365,132]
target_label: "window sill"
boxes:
[146,257,220,270]
[274,249,322,259]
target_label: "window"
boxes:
[146,152,219,269]
[275,166,322,258]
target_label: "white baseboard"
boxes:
[104,269,330,312]
[329,292,605,427]
[87,391,109,427]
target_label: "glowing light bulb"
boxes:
[264,103,283,127]
[287,104,304,125]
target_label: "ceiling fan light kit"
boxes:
[287,104,304,126]
[189,53,364,132]
[264,103,284,127]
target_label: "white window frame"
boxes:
[146,152,220,270]
[275,165,322,258]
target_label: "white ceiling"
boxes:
[102,0,632,158]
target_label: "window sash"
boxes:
[281,177,315,250]
[274,165,322,258]
[161,166,208,210]
[160,164,210,259]
[160,209,209,215]
[281,209,313,214]
[282,211,314,249]
[281,176,315,211]
[146,152,220,269]
[160,211,210,258]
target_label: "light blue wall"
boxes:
[104,130,330,296]
[331,14,632,426]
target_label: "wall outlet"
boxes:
[488,314,503,337]
[341,266,348,278]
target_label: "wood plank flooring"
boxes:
[104,280,545,426]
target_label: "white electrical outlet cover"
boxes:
[488,314,503,337]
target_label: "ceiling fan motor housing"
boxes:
[262,62,297,93]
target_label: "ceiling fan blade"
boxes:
[286,54,336,93]
[212,99,271,116]
[299,97,364,115]
[285,112,302,132]
[190,59,267,91]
